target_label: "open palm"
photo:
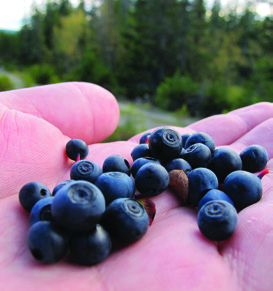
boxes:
[0,82,272,291]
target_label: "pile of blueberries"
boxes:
[18,127,269,265]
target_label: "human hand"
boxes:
[0,82,272,291]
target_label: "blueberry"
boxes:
[185,132,215,153]
[30,197,54,226]
[208,147,242,183]
[139,132,152,144]
[103,155,131,176]
[187,168,219,207]
[240,144,269,173]
[65,139,89,161]
[52,180,74,196]
[181,133,191,148]
[95,172,135,205]
[197,200,238,241]
[198,189,234,211]
[163,158,192,175]
[131,144,154,161]
[51,181,105,233]
[183,143,211,169]
[100,198,149,244]
[19,181,51,212]
[135,163,169,197]
[223,170,263,211]
[148,128,182,161]
[69,224,112,266]
[131,157,161,178]
[27,221,69,264]
[70,160,102,183]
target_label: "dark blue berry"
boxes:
[198,189,234,211]
[131,157,161,178]
[103,155,131,176]
[69,224,112,266]
[135,163,169,197]
[131,144,154,161]
[148,128,182,161]
[95,172,135,205]
[163,158,192,175]
[65,139,89,161]
[181,133,191,148]
[19,182,51,213]
[187,168,219,207]
[197,200,238,241]
[208,147,242,183]
[100,198,149,244]
[51,181,105,233]
[70,160,102,183]
[27,221,69,264]
[52,180,74,196]
[139,132,152,144]
[223,170,263,211]
[185,132,215,153]
[183,143,211,169]
[30,197,54,226]
[240,145,269,173]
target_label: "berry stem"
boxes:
[257,168,270,180]
[76,153,81,162]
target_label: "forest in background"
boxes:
[0,0,272,117]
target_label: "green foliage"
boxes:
[1,0,273,117]
[155,72,198,111]
[0,75,14,91]
[28,64,60,85]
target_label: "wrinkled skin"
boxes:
[0,82,273,291]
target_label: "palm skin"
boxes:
[0,82,272,291]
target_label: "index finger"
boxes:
[0,82,120,144]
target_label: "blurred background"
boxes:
[0,0,272,140]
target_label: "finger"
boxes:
[230,118,273,157]
[188,102,273,146]
[0,82,120,144]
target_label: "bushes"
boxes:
[155,72,198,111]
[28,64,61,85]
[0,75,14,91]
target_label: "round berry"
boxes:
[131,144,154,161]
[163,158,192,175]
[101,198,149,244]
[135,163,169,197]
[65,139,89,161]
[198,189,234,211]
[240,144,269,173]
[51,181,105,233]
[187,168,219,207]
[131,157,161,178]
[19,181,51,213]
[69,224,112,266]
[27,221,69,264]
[183,143,211,169]
[148,128,182,161]
[52,180,74,196]
[185,132,215,153]
[103,155,131,176]
[223,170,263,211]
[95,172,135,205]
[208,147,242,183]
[70,160,102,183]
[197,200,238,241]
[30,197,54,226]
